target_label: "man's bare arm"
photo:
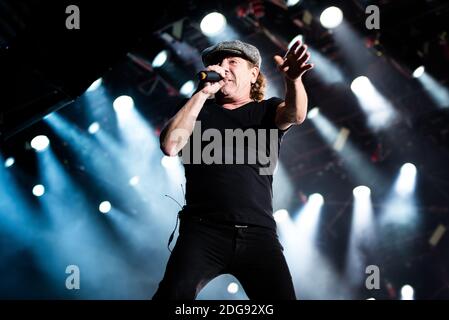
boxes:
[160,91,209,157]
[273,40,313,130]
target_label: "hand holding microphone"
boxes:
[197,65,226,98]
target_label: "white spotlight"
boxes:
[32,184,45,197]
[200,12,227,36]
[180,80,195,97]
[320,6,343,29]
[350,76,397,130]
[287,0,301,6]
[288,35,304,49]
[88,122,100,134]
[307,107,319,119]
[400,285,414,300]
[161,155,180,169]
[353,186,371,198]
[43,113,54,121]
[350,76,371,95]
[86,78,103,92]
[152,50,168,68]
[30,135,50,152]
[113,95,134,115]
[309,193,324,206]
[417,71,449,107]
[129,175,140,186]
[99,201,112,214]
[401,163,417,177]
[4,157,15,168]
[227,282,239,294]
[396,163,417,196]
[412,66,425,79]
[274,209,289,223]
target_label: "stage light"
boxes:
[152,50,168,68]
[200,12,227,36]
[99,201,112,214]
[395,163,417,196]
[350,76,371,95]
[292,193,324,246]
[161,155,179,169]
[417,72,449,108]
[180,80,195,97]
[353,186,371,198]
[346,184,374,286]
[381,162,418,226]
[88,122,100,134]
[309,193,324,206]
[412,66,425,79]
[129,175,140,186]
[308,48,344,84]
[161,154,185,186]
[400,284,414,300]
[86,78,102,92]
[307,107,319,119]
[320,6,343,29]
[113,95,134,115]
[350,76,396,130]
[32,184,45,197]
[287,0,301,6]
[43,113,54,121]
[227,282,239,294]
[274,209,289,223]
[4,157,15,168]
[31,135,50,152]
[401,163,417,177]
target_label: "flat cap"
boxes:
[201,40,261,68]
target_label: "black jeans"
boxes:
[152,215,296,300]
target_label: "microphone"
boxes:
[197,71,223,82]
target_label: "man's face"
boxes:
[214,56,259,100]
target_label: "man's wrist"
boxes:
[285,76,303,85]
[194,90,212,100]
[191,90,210,103]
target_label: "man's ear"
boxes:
[251,67,259,84]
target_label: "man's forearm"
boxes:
[160,91,209,156]
[283,78,308,124]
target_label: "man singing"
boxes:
[153,39,313,300]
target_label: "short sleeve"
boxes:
[262,97,291,136]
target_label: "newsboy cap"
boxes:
[201,40,262,68]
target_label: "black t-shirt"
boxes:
[179,97,289,230]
